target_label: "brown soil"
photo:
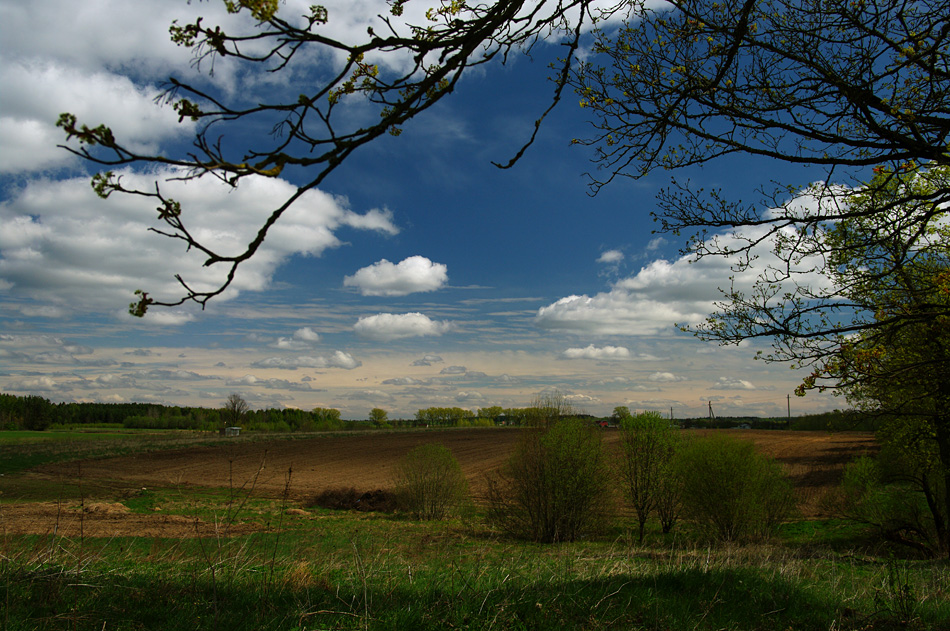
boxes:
[2,428,877,538]
[0,500,259,538]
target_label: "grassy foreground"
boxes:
[1,431,948,630]
[4,500,950,630]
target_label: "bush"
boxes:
[834,454,946,558]
[486,419,613,542]
[675,434,794,541]
[393,444,469,520]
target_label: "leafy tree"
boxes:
[611,405,632,423]
[776,165,950,556]
[838,446,947,558]
[58,0,632,315]
[477,405,505,423]
[486,417,612,542]
[526,388,577,428]
[393,443,469,520]
[616,410,679,542]
[311,407,343,431]
[415,406,476,426]
[222,393,249,427]
[369,407,389,427]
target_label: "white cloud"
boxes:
[645,237,666,252]
[536,291,706,336]
[538,215,834,337]
[0,169,397,317]
[648,371,686,383]
[456,391,484,403]
[597,249,624,264]
[411,354,444,366]
[226,374,313,391]
[440,365,468,375]
[353,312,451,342]
[344,256,448,296]
[250,351,361,370]
[561,344,631,360]
[0,1,229,76]
[131,369,203,381]
[382,377,429,386]
[272,328,321,350]
[5,375,60,392]
[0,58,191,174]
[293,327,321,342]
[710,376,758,390]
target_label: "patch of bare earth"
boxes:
[5,428,876,537]
[0,501,257,538]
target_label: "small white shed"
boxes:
[223,426,242,437]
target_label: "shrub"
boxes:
[675,434,794,541]
[835,454,946,558]
[393,444,469,520]
[486,418,613,542]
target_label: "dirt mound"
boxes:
[83,502,131,515]
[309,487,398,513]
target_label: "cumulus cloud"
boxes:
[645,237,666,252]
[294,327,320,342]
[456,391,484,403]
[250,351,361,370]
[0,170,398,317]
[649,371,687,383]
[0,334,106,367]
[710,376,758,390]
[597,250,624,264]
[0,59,191,174]
[5,375,60,392]
[382,377,429,386]
[536,291,706,336]
[353,312,451,342]
[411,354,444,366]
[271,326,321,350]
[226,374,313,391]
[538,217,834,337]
[344,256,448,296]
[130,369,204,381]
[561,344,631,360]
[439,365,468,375]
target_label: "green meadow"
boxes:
[1,430,948,631]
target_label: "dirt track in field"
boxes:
[3,428,877,538]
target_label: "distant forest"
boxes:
[0,392,878,433]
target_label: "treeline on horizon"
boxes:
[0,392,880,433]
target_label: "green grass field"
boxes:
[2,430,948,631]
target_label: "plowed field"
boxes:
[4,428,877,538]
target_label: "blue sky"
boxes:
[0,0,840,419]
